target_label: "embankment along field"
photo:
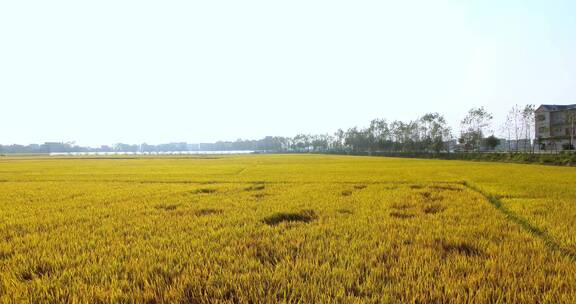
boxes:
[1,154,575,303]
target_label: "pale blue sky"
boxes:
[1,0,575,146]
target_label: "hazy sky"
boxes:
[1,0,575,146]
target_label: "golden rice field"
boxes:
[1,154,575,303]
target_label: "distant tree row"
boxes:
[1,105,539,154]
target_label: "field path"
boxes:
[463,180,576,262]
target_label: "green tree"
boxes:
[419,113,452,153]
[485,135,500,151]
[460,107,493,152]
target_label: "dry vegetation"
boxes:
[0,154,575,303]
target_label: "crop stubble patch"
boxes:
[252,193,267,200]
[194,208,223,216]
[430,185,463,192]
[155,203,179,211]
[423,203,446,214]
[419,191,443,202]
[341,190,352,197]
[389,211,416,219]
[263,210,317,226]
[194,188,217,194]
[19,262,54,282]
[337,208,353,215]
[432,239,485,257]
[391,202,413,210]
[0,250,13,260]
[245,183,265,191]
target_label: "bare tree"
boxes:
[521,105,535,152]
[502,112,513,152]
[568,111,576,151]
[507,105,523,152]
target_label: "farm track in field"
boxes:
[463,181,576,262]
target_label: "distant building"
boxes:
[535,104,576,151]
[495,139,533,152]
[43,142,68,153]
[445,139,459,152]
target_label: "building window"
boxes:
[537,114,546,121]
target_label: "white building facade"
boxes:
[535,104,576,151]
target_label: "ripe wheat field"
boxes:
[0,154,575,303]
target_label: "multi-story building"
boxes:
[535,104,576,151]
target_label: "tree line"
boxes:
[1,105,539,154]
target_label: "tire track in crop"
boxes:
[235,167,248,175]
[235,160,263,176]
[462,180,576,262]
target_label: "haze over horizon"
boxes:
[1,0,575,146]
